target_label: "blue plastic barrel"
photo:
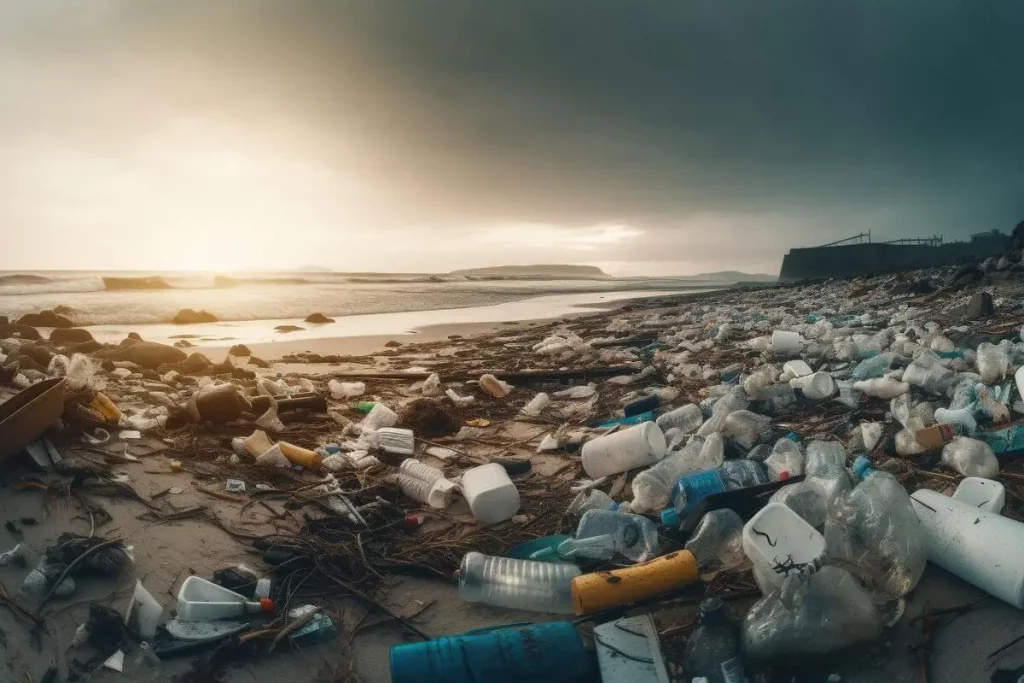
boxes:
[389,621,591,683]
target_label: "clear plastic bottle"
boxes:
[852,377,909,399]
[824,456,926,601]
[696,393,748,437]
[765,438,804,480]
[655,403,704,433]
[751,384,797,414]
[684,509,746,572]
[902,351,955,394]
[130,642,162,682]
[721,410,772,449]
[631,437,720,513]
[661,460,768,526]
[851,352,902,381]
[566,489,617,519]
[683,597,745,683]
[457,552,581,613]
[557,509,659,563]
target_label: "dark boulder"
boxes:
[50,328,94,345]
[172,308,218,325]
[165,352,213,375]
[0,324,42,341]
[52,305,76,316]
[228,344,252,357]
[173,340,194,348]
[17,310,74,328]
[248,356,270,368]
[122,341,187,369]
[304,313,335,324]
[16,354,46,373]
[20,344,55,367]
[127,332,143,341]
[67,340,103,355]
[275,325,304,333]
[967,291,995,319]
[384,340,403,348]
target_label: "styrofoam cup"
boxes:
[771,330,805,356]
[742,502,825,594]
[789,372,836,400]
[581,422,667,479]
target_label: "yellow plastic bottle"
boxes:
[90,392,122,423]
[571,549,699,614]
[277,441,323,470]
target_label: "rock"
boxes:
[52,305,75,316]
[946,264,985,289]
[304,313,335,324]
[19,345,54,367]
[398,398,461,438]
[275,325,304,333]
[248,356,270,368]
[228,344,251,357]
[0,324,42,341]
[167,352,213,375]
[67,340,103,355]
[140,369,160,381]
[0,316,7,325]
[172,308,218,325]
[122,342,188,369]
[127,332,142,341]
[16,354,46,373]
[967,291,994,319]
[17,310,74,328]
[49,328,94,345]
[384,340,403,348]
[231,366,256,380]
[173,340,194,348]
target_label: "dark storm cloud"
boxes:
[3,0,1023,271]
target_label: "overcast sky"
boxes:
[1,1,1021,276]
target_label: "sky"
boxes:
[1,1,1022,277]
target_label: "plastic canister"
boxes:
[911,489,1024,608]
[176,576,273,622]
[581,423,667,479]
[389,622,591,683]
[771,330,804,356]
[571,550,699,614]
[951,477,1005,513]
[742,502,825,595]
[461,463,520,524]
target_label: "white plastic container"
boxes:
[952,477,1005,513]
[782,360,813,379]
[398,459,457,508]
[742,503,825,595]
[911,489,1024,608]
[581,423,667,479]
[789,372,836,400]
[177,576,273,622]
[771,330,804,356]
[461,463,520,525]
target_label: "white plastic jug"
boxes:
[461,463,520,525]
[177,576,273,622]
[911,489,1024,608]
[742,503,825,595]
[581,423,667,479]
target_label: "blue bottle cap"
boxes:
[660,508,679,527]
[785,432,800,442]
[853,455,874,479]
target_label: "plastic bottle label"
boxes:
[720,657,744,683]
[680,470,726,513]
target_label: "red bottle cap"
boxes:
[259,598,274,613]
[779,471,790,480]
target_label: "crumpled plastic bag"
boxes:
[742,566,882,658]
[942,436,998,478]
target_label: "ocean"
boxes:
[0,270,718,346]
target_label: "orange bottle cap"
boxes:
[260,598,274,613]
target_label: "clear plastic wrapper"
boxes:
[804,441,846,476]
[824,459,926,601]
[721,410,771,449]
[976,342,1011,385]
[941,436,999,478]
[742,566,882,658]
[655,403,704,433]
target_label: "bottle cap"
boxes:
[853,455,874,479]
[259,598,275,614]
[660,508,679,528]
[779,471,790,480]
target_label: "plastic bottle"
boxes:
[942,437,998,478]
[655,403,704,433]
[328,380,365,399]
[457,552,581,613]
[661,460,769,526]
[520,393,551,417]
[581,422,667,479]
[851,353,900,381]
[361,403,399,432]
[902,352,954,394]
[824,456,926,601]
[769,480,828,528]
[721,410,771,449]
[934,406,977,435]
[852,378,909,399]
[566,489,617,519]
[696,393,748,437]
[751,384,797,414]
[683,597,745,683]
[479,374,512,398]
[631,437,717,512]
[130,642,162,682]
[764,438,804,480]
[684,509,746,572]
[557,509,659,564]
[571,550,699,614]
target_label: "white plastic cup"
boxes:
[911,489,1024,607]
[742,502,825,595]
[581,423,667,479]
[461,463,521,525]
[771,330,805,356]
[789,372,836,400]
